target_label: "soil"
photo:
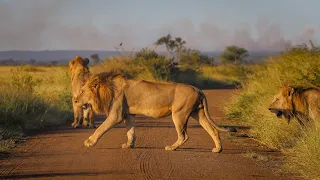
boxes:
[0,89,299,180]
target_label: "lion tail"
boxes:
[200,91,237,132]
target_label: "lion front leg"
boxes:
[84,110,124,147]
[71,103,83,128]
[165,112,190,151]
[83,107,95,128]
[122,115,136,149]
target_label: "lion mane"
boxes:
[269,85,320,125]
[86,72,120,114]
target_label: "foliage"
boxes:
[90,53,100,64]
[220,45,249,65]
[155,34,186,62]
[180,49,215,67]
[135,47,159,60]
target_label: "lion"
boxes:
[74,72,237,153]
[69,56,95,128]
[268,85,320,125]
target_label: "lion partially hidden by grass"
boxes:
[69,56,95,128]
[268,85,320,125]
[74,72,236,153]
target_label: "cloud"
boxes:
[0,1,318,51]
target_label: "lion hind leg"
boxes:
[165,112,189,151]
[191,109,222,153]
[122,115,136,149]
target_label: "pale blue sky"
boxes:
[0,0,319,51]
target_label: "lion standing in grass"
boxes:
[69,56,95,128]
[74,72,236,153]
[268,85,320,125]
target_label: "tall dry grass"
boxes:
[0,65,72,151]
[226,45,320,178]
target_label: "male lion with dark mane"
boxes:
[69,56,95,128]
[268,85,320,125]
[74,72,236,153]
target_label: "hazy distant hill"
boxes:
[0,50,120,61]
[0,50,280,64]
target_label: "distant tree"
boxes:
[135,48,159,60]
[90,53,100,64]
[174,37,186,63]
[29,59,36,65]
[220,45,249,65]
[155,33,174,58]
[180,49,215,66]
[155,34,186,62]
[180,48,200,66]
[50,60,58,66]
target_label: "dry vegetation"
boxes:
[226,44,320,179]
[0,65,72,152]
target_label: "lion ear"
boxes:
[69,60,74,71]
[91,83,99,89]
[288,87,294,97]
[83,58,90,65]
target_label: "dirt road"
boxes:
[0,89,297,180]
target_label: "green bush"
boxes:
[135,48,160,60]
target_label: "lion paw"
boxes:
[88,124,96,129]
[71,122,77,128]
[212,147,222,153]
[82,120,88,127]
[73,123,81,128]
[122,143,135,149]
[84,138,96,147]
[165,146,177,151]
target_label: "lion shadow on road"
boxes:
[0,170,133,179]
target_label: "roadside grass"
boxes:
[226,45,320,178]
[284,120,320,180]
[0,65,72,153]
[243,150,269,162]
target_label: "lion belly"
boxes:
[129,106,172,118]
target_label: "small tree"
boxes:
[220,45,249,65]
[135,48,159,60]
[90,53,100,64]
[180,49,215,67]
[155,34,174,58]
[174,37,186,63]
[155,34,186,62]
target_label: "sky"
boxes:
[0,0,319,51]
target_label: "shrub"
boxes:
[135,48,159,60]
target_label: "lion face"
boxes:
[69,56,89,75]
[74,82,97,110]
[268,85,295,122]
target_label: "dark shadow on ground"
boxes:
[171,68,241,90]
[0,171,133,179]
